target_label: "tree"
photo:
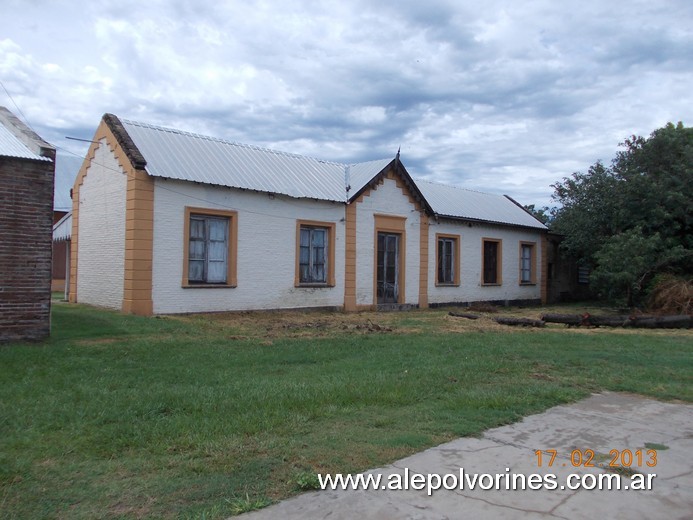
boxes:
[523,204,553,225]
[551,122,692,305]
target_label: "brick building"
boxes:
[0,107,56,342]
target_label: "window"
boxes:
[436,234,460,286]
[577,266,590,285]
[519,242,536,284]
[295,221,336,286]
[189,215,228,283]
[183,207,237,287]
[300,227,327,283]
[482,238,502,285]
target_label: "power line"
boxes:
[0,79,38,134]
[55,142,348,223]
[1,79,348,222]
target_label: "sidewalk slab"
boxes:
[238,392,693,519]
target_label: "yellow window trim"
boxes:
[295,220,336,287]
[481,237,503,286]
[373,214,407,305]
[182,206,238,288]
[435,233,461,286]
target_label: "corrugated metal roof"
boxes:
[416,179,548,230]
[346,158,394,195]
[53,212,72,241]
[122,119,356,202]
[0,120,51,161]
[115,116,546,229]
[54,154,83,211]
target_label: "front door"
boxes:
[377,232,399,304]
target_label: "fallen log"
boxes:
[629,315,691,329]
[541,313,691,329]
[540,313,584,326]
[587,315,633,327]
[656,315,691,328]
[448,312,481,320]
[494,317,545,328]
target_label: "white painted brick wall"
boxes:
[427,219,543,304]
[355,178,421,305]
[76,140,126,309]
[152,179,346,314]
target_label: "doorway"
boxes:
[377,232,400,303]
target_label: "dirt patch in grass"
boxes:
[167,303,692,341]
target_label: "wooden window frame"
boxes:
[295,220,336,287]
[481,238,503,286]
[435,233,460,286]
[182,207,238,288]
[519,241,537,285]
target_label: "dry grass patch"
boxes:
[168,302,692,340]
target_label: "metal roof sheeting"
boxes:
[347,158,394,193]
[53,212,72,241]
[0,121,51,161]
[116,116,546,230]
[122,119,355,202]
[416,179,548,230]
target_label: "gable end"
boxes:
[349,157,433,214]
[103,113,147,170]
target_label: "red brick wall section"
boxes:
[0,156,55,342]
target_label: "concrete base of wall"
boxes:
[376,303,419,312]
[430,298,542,309]
[167,305,346,317]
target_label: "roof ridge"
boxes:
[348,157,393,167]
[120,117,346,167]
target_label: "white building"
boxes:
[70,114,548,315]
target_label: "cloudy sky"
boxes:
[1,0,691,206]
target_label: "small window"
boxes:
[578,266,590,285]
[295,220,335,288]
[436,235,460,285]
[183,207,237,288]
[482,239,502,285]
[188,215,229,284]
[520,242,536,284]
[299,226,328,284]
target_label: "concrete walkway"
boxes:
[239,392,692,519]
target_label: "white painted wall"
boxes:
[152,179,346,313]
[354,178,421,306]
[76,140,126,309]
[427,219,543,305]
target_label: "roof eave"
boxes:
[155,176,346,205]
[434,213,548,231]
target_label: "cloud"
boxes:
[1,0,691,206]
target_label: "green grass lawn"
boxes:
[1,303,691,519]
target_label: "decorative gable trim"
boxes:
[349,156,433,214]
[70,116,154,315]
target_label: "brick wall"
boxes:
[75,141,128,310]
[0,156,55,342]
[152,178,346,314]
[427,219,544,306]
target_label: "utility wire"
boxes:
[0,79,38,134]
